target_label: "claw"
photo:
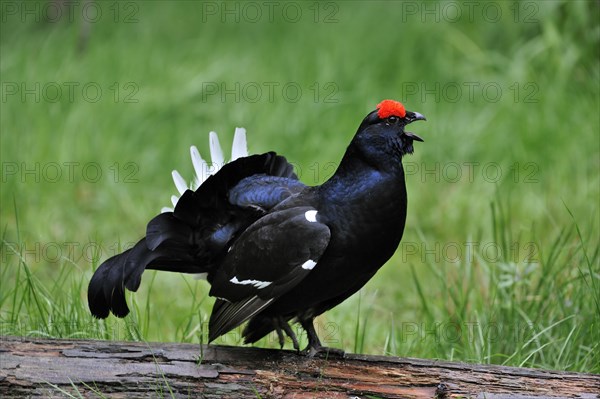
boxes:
[303,345,345,359]
[274,317,300,352]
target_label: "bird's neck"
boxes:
[324,143,405,185]
[318,145,407,209]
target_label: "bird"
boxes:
[88,99,425,356]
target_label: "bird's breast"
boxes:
[320,170,408,263]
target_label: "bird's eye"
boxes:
[387,116,399,124]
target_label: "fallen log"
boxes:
[0,336,598,398]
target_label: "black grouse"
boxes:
[88,100,425,355]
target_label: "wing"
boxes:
[208,206,330,341]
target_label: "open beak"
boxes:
[404,111,426,142]
[405,131,424,142]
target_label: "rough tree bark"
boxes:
[0,336,598,398]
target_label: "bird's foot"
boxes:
[297,318,344,358]
[302,344,345,358]
[274,317,301,351]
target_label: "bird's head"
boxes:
[352,100,425,164]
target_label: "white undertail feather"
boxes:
[190,145,208,190]
[231,128,247,161]
[161,128,249,214]
[172,170,188,195]
[209,131,225,173]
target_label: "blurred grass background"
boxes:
[1,1,598,372]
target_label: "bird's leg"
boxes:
[301,318,322,351]
[300,318,345,358]
[280,320,301,352]
[274,322,286,349]
[274,317,300,351]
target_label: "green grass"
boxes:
[1,0,599,373]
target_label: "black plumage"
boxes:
[88,100,425,355]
